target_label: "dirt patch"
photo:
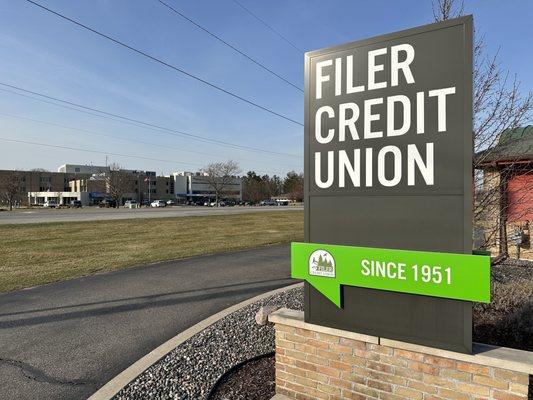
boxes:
[473,261,533,351]
[209,355,275,400]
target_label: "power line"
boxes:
[23,0,303,126]
[0,82,302,158]
[157,0,302,92]
[232,0,304,54]
[0,112,302,169]
[0,137,203,167]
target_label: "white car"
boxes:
[43,200,57,208]
[150,200,166,207]
[124,200,139,209]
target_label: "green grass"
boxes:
[0,211,303,293]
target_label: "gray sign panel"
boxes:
[304,16,473,353]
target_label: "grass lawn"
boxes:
[0,210,303,293]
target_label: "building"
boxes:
[27,191,90,206]
[57,164,110,174]
[171,171,242,203]
[476,125,533,259]
[0,169,93,205]
[1,165,241,207]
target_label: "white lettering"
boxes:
[368,48,388,90]
[346,55,365,94]
[339,103,360,141]
[378,146,402,187]
[316,59,332,100]
[315,151,334,188]
[391,44,415,86]
[364,98,383,139]
[428,87,456,132]
[315,106,335,144]
[339,149,360,188]
[407,143,434,186]
[387,95,411,137]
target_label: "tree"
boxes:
[0,171,23,211]
[242,171,263,203]
[283,171,304,202]
[433,0,532,257]
[105,164,132,208]
[201,160,241,205]
[269,175,284,197]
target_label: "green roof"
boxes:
[499,125,533,145]
[477,125,533,164]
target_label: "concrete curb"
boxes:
[87,282,303,400]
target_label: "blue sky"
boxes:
[0,0,531,176]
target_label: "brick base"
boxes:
[270,309,532,400]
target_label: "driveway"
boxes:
[0,244,294,400]
[0,205,302,225]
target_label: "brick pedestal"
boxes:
[269,309,532,400]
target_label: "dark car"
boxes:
[100,199,117,208]
[70,200,82,208]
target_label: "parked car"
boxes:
[166,200,176,206]
[43,200,57,208]
[260,199,278,206]
[70,200,82,208]
[100,199,117,208]
[141,199,151,206]
[151,200,167,207]
[124,200,139,209]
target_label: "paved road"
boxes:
[0,245,294,400]
[0,205,302,225]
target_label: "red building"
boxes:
[476,126,533,258]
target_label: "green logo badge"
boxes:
[309,250,335,278]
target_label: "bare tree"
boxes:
[0,171,23,211]
[105,164,132,208]
[433,0,532,257]
[201,161,241,205]
[432,0,464,21]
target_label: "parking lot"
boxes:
[0,205,303,225]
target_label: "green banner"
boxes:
[291,242,490,307]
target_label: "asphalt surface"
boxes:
[0,244,294,400]
[0,205,302,225]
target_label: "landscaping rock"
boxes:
[255,306,279,325]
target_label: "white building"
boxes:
[57,164,110,174]
[28,191,90,206]
[171,171,242,202]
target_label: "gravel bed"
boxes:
[113,286,303,400]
